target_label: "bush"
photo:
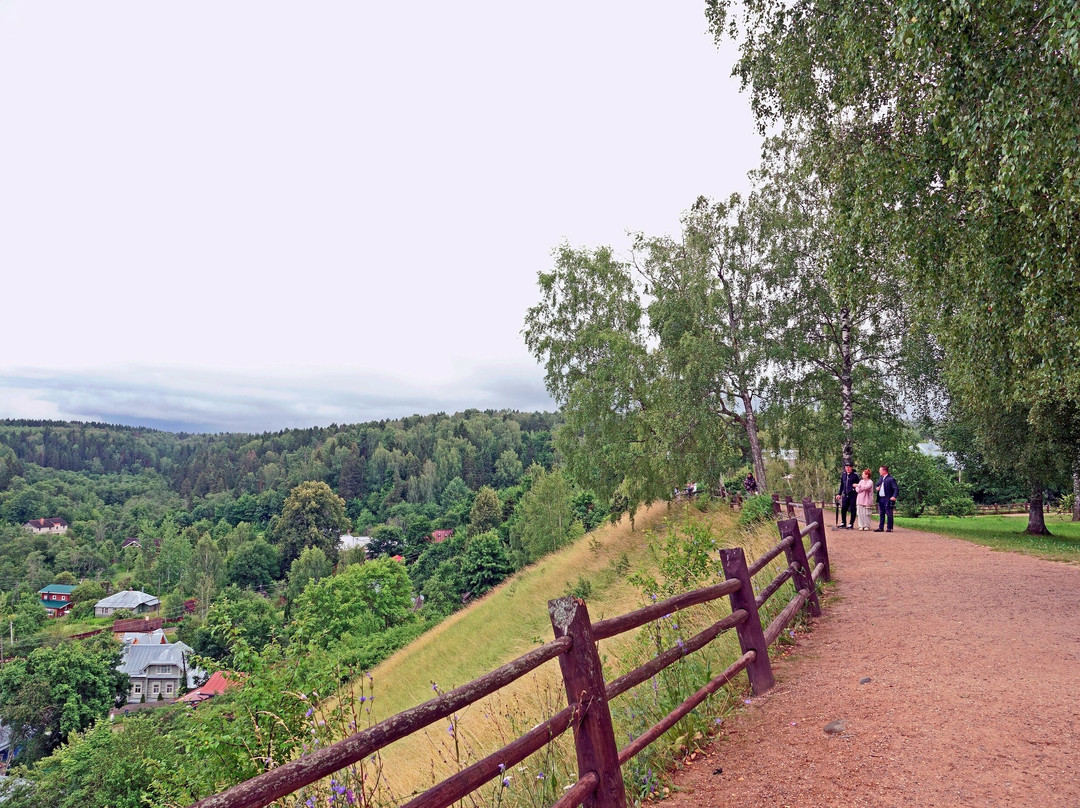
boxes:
[737,494,775,527]
[1058,493,1075,515]
[899,500,924,518]
[937,496,976,517]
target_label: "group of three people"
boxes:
[836,464,899,532]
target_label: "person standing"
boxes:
[874,465,899,532]
[743,472,758,495]
[855,469,875,530]
[835,462,859,529]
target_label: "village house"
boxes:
[22,517,68,535]
[95,590,161,618]
[430,529,454,543]
[117,639,201,703]
[38,584,76,618]
[178,670,240,706]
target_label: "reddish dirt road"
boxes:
[665,524,1080,807]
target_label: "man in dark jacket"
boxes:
[875,465,899,532]
[835,463,859,529]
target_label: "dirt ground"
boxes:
[664,524,1080,808]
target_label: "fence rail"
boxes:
[192,498,832,808]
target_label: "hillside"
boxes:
[353,501,786,799]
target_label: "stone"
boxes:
[859,677,871,684]
[823,720,847,735]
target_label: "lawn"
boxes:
[895,513,1080,562]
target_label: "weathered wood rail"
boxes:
[191,500,831,808]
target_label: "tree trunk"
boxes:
[839,306,854,467]
[1073,460,1080,522]
[741,393,768,493]
[1026,484,1051,535]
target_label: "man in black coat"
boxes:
[835,463,859,529]
[875,465,899,532]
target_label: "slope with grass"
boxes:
[348,500,788,802]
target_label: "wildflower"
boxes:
[502,778,510,788]
[359,696,366,703]
[536,772,545,781]
[671,622,678,630]
[299,693,308,701]
[306,708,314,718]
[306,798,315,808]
[432,682,439,692]
[743,699,752,705]
[345,790,355,805]
[499,763,506,773]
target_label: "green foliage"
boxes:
[0,636,128,764]
[70,581,106,605]
[467,486,502,537]
[225,539,279,591]
[285,545,332,608]
[272,481,348,569]
[937,496,976,518]
[181,589,278,668]
[563,576,593,600]
[459,531,512,598]
[23,711,181,808]
[292,559,412,648]
[367,524,405,558]
[509,468,584,566]
[737,494,775,527]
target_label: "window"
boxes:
[152,683,160,695]
[133,683,142,695]
[165,683,174,695]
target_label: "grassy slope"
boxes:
[352,501,783,798]
[896,513,1080,562]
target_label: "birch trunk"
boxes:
[839,305,854,467]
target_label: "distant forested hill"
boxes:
[0,410,560,544]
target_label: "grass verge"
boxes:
[895,513,1080,562]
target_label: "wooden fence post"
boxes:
[784,495,795,518]
[771,493,781,517]
[809,502,831,582]
[548,597,625,808]
[777,518,821,618]
[719,548,775,694]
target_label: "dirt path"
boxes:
[665,524,1080,807]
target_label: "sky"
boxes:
[0,2,761,434]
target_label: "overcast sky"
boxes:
[0,1,760,434]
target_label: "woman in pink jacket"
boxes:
[855,469,876,530]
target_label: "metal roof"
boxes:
[95,590,161,609]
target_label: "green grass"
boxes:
[895,513,1080,562]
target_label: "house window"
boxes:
[152,683,160,695]
[165,683,174,695]
[133,683,142,695]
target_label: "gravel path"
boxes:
[665,524,1080,807]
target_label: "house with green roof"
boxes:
[38,584,77,618]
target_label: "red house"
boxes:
[38,585,76,617]
[179,671,240,706]
[429,529,454,544]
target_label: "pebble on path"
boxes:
[823,720,847,735]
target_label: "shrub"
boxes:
[937,496,976,517]
[899,500,924,518]
[1058,493,1075,515]
[738,494,775,527]
[564,576,593,600]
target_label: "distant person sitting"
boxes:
[743,473,758,495]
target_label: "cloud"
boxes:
[0,365,556,434]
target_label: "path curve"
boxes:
[665,524,1080,807]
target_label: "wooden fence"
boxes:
[191,498,831,808]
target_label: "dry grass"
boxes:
[336,500,785,801]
